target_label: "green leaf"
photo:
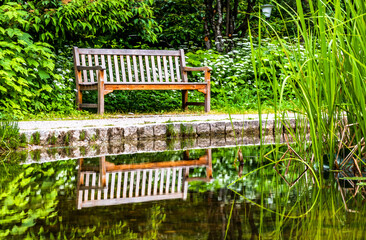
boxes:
[38,70,50,80]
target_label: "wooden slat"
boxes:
[103,173,109,200]
[91,173,96,200]
[101,55,107,81]
[141,170,147,197]
[81,193,185,208]
[78,48,181,56]
[148,169,153,196]
[104,83,206,92]
[169,56,174,82]
[165,168,171,194]
[183,180,188,200]
[97,173,102,200]
[172,168,176,193]
[107,55,113,82]
[175,57,181,82]
[126,55,132,82]
[129,171,134,198]
[139,55,145,82]
[84,173,90,201]
[117,172,122,198]
[135,170,140,197]
[157,56,162,82]
[102,157,208,172]
[81,55,88,83]
[177,168,182,192]
[151,56,157,82]
[120,56,126,82]
[88,54,94,83]
[153,169,159,195]
[159,169,164,194]
[186,102,205,106]
[78,189,83,208]
[179,49,188,82]
[163,56,169,82]
[114,55,120,82]
[145,56,151,82]
[79,103,98,108]
[94,55,100,80]
[123,172,128,198]
[133,56,138,82]
[110,172,115,199]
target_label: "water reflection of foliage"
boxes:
[0,160,143,239]
[140,205,166,240]
[0,163,60,238]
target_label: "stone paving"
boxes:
[18,113,297,147]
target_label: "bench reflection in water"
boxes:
[76,149,213,209]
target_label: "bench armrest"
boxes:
[183,66,212,72]
[183,66,212,83]
[77,66,106,71]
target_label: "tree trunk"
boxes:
[214,0,223,52]
[204,17,211,49]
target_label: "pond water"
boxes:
[1,144,366,239]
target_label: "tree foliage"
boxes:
[22,0,161,48]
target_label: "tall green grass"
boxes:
[0,121,22,151]
[254,0,366,173]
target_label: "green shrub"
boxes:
[185,38,303,111]
[0,3,75,118]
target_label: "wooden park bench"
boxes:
[76,149,213,209]
[73,47,212,114]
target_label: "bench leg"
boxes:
[97,71,105,115]
[182,90,188,111]
[97,89,104,114]
[76,90,82,110]
[204,91,210,112]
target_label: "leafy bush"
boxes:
[0,3,75,118]
[186,37,304,111]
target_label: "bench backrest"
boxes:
[73,47,188,84]
[77,166,189,209]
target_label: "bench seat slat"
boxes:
[114,55,120,82]
[139,55,145,82]
[103,82,207,85]
[107,55,113,82]
[101,55,107,81]
[145,56,151,82]
[175,57,181,82]
[94,55,100,80]
[87,54,94,83]
[157,56,162,82]
[104,83,207,91]
[81,55,88,83]
[126,55,132,82]
[163,56,169,82]
[133,56,138,82]
[169,56,174,82]
[151,56,157,82]
[120,55,126,82]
